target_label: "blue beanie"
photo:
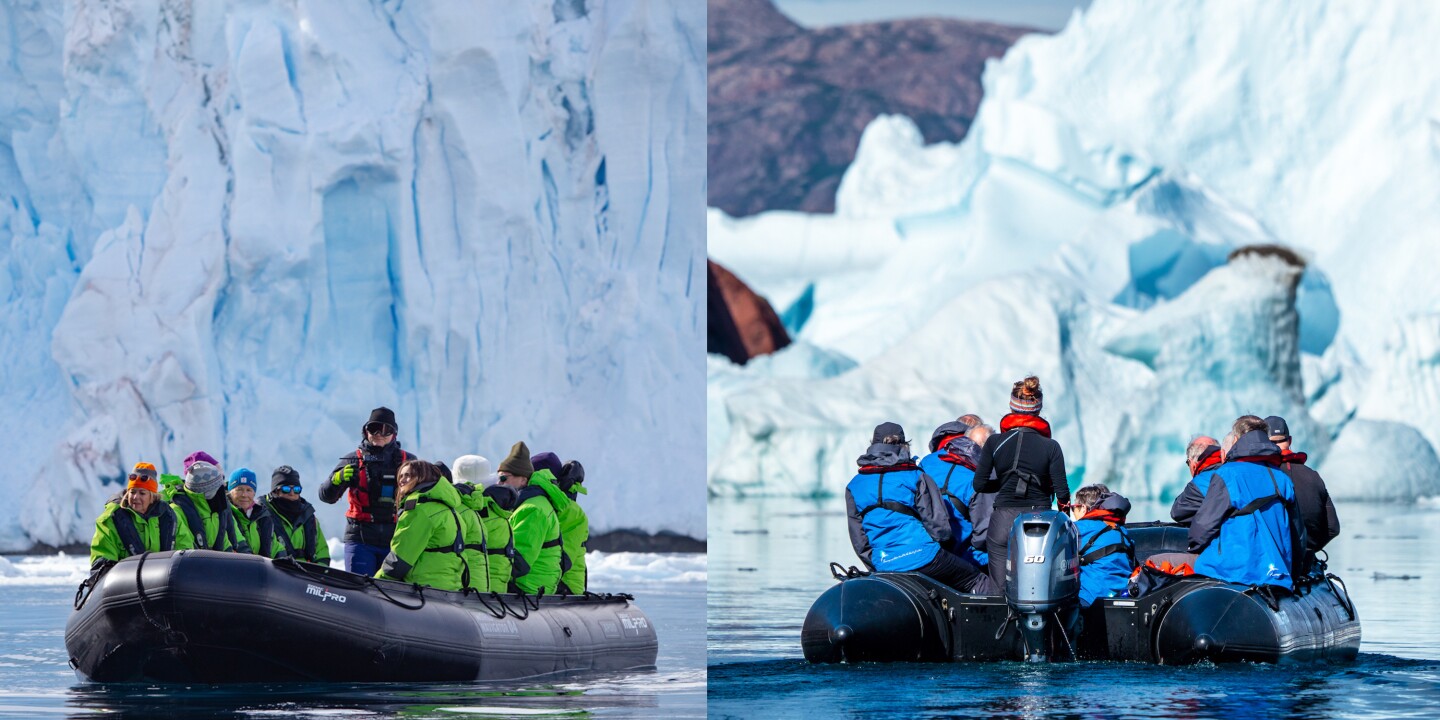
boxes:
[227,467,258,492]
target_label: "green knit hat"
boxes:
[498,441,533,477]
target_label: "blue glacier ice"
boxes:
[0,0,705,549]
[707,0,1440,501]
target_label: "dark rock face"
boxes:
[708,259,789,365]
[708,0,1034,216]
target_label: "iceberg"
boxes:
[708,0,1440,501]
[0,0,706,550]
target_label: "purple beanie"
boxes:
[183,451,220,474]
[531,451,563,476]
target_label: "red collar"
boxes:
[1281,450,1308,466]
[1000,413,1052,438]
[1080,508,1125,524]
[933,433,966,453]
[859,462,919,474]
[938,452,977,470]
[1192,449,1222,477]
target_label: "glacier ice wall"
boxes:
[1,0,706,549]
[708,0,1440,502]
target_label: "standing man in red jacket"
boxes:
[320,407,412,574]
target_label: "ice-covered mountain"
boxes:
[708,0,1440,502]
[0,0,706,550]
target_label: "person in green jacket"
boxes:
[260,466,331,565]
[556,459,590,593]
[376,460,473,591]
[225,467,276,556]
[453,454,529,591]
[531,452,589,594]
[169,459,235,552]
[90,462,191,565]
[496,442,566,595]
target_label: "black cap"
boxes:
[871,421,907,445]
[558,460,585,492]
[365,407,397,432]
[1264,415,1290,440]
[271,465,300,491]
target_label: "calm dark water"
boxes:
[709,497,1440,719]
[0,573,703,719]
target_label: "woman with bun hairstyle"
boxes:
[973,376,1071,592]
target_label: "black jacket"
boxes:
[1281,454,1341,552]
[973,417,1069,508]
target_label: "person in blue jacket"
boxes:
[1067,484,1137,606]
[1186,416,1299,590]
[845,422,996,594]
[917,423,988,567]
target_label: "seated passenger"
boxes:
[453,454,527,591]
[170,460,235,551]
[90,462,190,564]
[845,422,994,594]
[261,466,330,564]
[496,442,567,595]
[1265,415,1340,555]
[226,468,276,556]
[376,460,470,591]
[555,459,590,593]
[917,423,988,567]
[1187,416,1298,590]
[1067,484,1137,606]
[1170,435,1222,522]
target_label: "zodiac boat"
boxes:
[802,513,1360,665]
[66,549,658,682]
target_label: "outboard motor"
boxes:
[1006,510,1079,662]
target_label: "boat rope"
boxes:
[829,562,870,582]
[1325,573,1356,622]
[74,560,112,611]
[470,592,507,619]
[493,592,530,620]
[133,552,187,647]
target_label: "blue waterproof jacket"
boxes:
[1188,431,1297,590]
[919,445,988,566]
[1074,518,1135,606]
[845,442,952,572]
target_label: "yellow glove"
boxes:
[331,464,356,486]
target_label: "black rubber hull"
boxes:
[66,550,658,683]
[803,572,1360,665]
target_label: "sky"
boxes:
[771,0,1093,32]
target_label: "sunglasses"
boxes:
[275,485,303,494]
[364,423,397,436]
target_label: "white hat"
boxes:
[452,455,492,485]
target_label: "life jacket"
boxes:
[847,466,939,572]
[480,501,527,585]
[1075,513,1137,569]
[228,504,275,557]
[172,491,234,551]
[1191,463,1299,590]
[264,498,323,562]
[993,424,1046,497]
[408,494,485,591]
[112,503,178,557]
[1192,448,1223,476]
[346,448,409,524]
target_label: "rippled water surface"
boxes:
[0,565,704,719]
[709,497,1440,719]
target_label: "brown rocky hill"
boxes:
[708,0,1035,216]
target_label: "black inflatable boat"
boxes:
[803,512,1360,665]
[66,550,659,683]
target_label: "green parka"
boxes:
[169,487,236,552]
[262,496,331,564]
[456,483,528,592]
[227,503,276,557]
[510,470,568,594]
[376,477,472,591]
[545,484,589,594]
[90,495,190,564]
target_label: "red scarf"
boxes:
[939,451,977,469]
[1000,413,1052,438]
[1281,450,1308,466]
[933,433,966,453]
[1192,449,1222,476]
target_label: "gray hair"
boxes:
[1185,435,1218,465]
